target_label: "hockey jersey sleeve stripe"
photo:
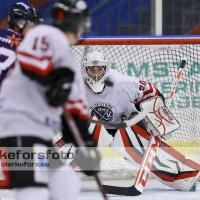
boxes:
[142,89,158,100]
[19,61,53,76]
[134,82,157,104]
[134,90,158,106]
[17,51,53,76]
[66,99,88,119]
[141,83,158,100]
[69,108,88,119]
[67,99,87,108]
[143,82,154,96]
[17,51,52,61]
[67,101,87,111]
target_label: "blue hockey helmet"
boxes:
[8,2,43,31]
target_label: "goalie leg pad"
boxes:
[150,154,200,191]
[110,127,144,168]
[169,167,200,191]
[110,125,200,191]
[89,116,113,151]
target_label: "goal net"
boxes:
[70,37,200,179]
[1,37,200,187]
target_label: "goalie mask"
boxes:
[82,51,110,93]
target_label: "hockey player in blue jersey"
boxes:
[0,2,43,86]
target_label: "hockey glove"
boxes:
[46,76,74,107]
[76,140,101,176]
[61,114,100,176]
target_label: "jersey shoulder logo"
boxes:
[88,102,116,122]
[6,34,22,48]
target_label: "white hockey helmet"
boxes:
[82,50,110,93]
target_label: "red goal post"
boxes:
[71,36,200,169]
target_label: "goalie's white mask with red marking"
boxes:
[81,50,110,93]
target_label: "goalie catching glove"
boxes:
[61,113,101,176]
[140,96,180,138]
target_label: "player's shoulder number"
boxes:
[32,36,49,51]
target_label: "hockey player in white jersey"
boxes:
[81,48,199,193]
[0,1,100,200]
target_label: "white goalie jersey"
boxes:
[85,69,160,128]
[0,25,88,140]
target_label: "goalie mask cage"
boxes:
[71,37,200,180]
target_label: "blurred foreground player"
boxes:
[0,1,100,200]
[0,2,43,86]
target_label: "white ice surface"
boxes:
[0,179,199,200]
[80,179,200,200]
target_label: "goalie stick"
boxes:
[62,106,108,200]
[90,106,151,128]
[102,57,187,196]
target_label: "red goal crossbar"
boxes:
[78,37,200,45]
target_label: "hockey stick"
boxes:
[102,57,186,196]
[90,106,151,128]
[62,106,108,200]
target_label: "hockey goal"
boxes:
[1,37,200,187]
[70,37,200,179]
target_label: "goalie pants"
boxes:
[0,136,81,200]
